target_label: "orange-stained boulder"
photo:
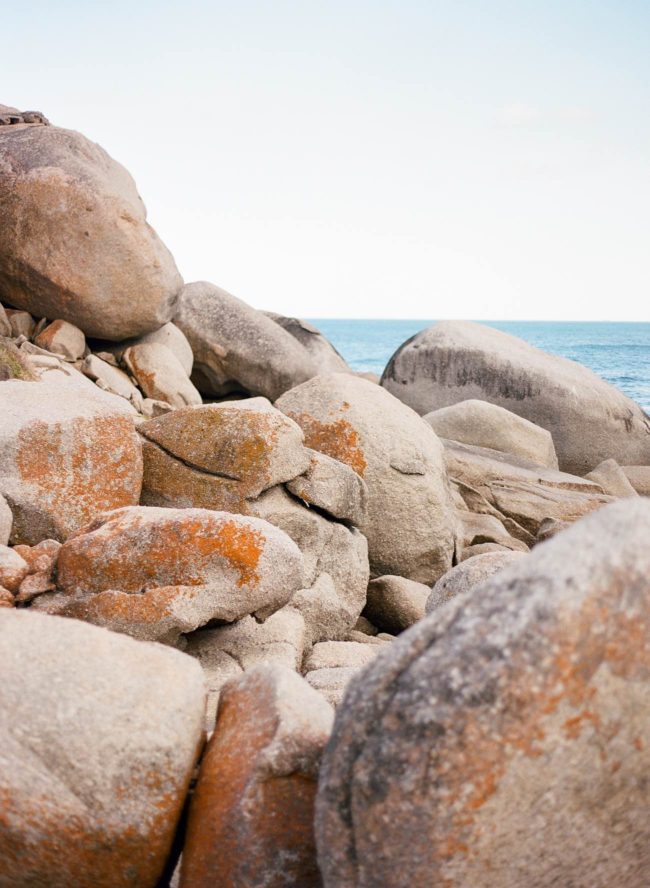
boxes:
[0,608,205,888]
[52,506,305,639]
[181,664,334,888]
[0,378,142,544]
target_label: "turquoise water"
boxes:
[310,320,650,413]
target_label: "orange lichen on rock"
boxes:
[289,412,367,478]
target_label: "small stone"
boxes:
[123,342,202,409]
[586,458,638,498]
[0,545,29,593]
[5,309,35,339]
[305,640,378,671]
[34,319,86,361]
[365,575,429,633]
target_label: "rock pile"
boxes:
[2,104,650,886]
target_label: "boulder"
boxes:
[264,312,350,374]
[175,281,318,400]
[459,542,517,561]
[586,458,638,498]
[81,354,143,407]
[535,516,570,544]
[0,608,205,888]
[185,606,306,728]
[622,465,650,496]
[0,123,182,340]
[0,103,49,126]
[0,492,12,545]
[54,506,305,633]
[276,373,458,584]
[0,545,29,592]
[457,510,529,553]
[286,448,368,526]
[12,538,60,604]
[365,575,429,633]
[5,308,35,338]
[101,321,194,376]
[0,302,11,336]
[34,319,86,361]
[0,378,142,544]
[426,550,525,613]
[423,399,558,469]
[305,640,379,671]
[180,664,333,888]
[316,499,650,888]
[490,479,612,536]
[381,321,650,475]
[122,342,201,409]
[306,666,362,708]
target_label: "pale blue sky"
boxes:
[4,1,650,319]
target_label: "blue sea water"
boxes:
[310,320,650,413]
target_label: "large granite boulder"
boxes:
[276,373,458,584]
[424,399,558,469]
[381,321,650,475]
[316,499,650,887]
[0,378,142,544]
[175,281,318,399]
[264,312,351,374]
[0,608,205,888]
[0,121,182,339]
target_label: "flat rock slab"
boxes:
[317,499,650,887]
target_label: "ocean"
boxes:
[310,320,650,413]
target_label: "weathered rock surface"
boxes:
[180,664,333,888]
[0,123,182,340]
[424,399,558,469]
[365,575,429,633]
[0,378,142,544]
[457,510,529,553]
[622,465,650,496]
[286,448,368,526]
[382,321,650,475]
[102,321,194,376]
[586,458,638,498]
[82,353,143,406]
[426,550,525,613]
[34,319,86,361]
[276,373,458,583]
[0,337,38,381]
[0,302,12,337]
[53,506,305,635]
[122,342,201,409]
[5,308,35,338]
[0,545,29,592]
[265,312,351,374]
[0,492,12,545]
[0,608,205,888]
[305,640,378,671]
[0,104,49,126]
[175,281,318,400]
[306,666,363,708]
[316,499,650,888]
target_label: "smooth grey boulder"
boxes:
[426,550,525,613]
[0,608,205,888]
[277,373,458,584]
[382,321,650,475]
[424,398,558,469]
[175,282,318,400]
[365,575,429,633]
[265,312,351,374]
[316,499,650,888]
[0,123,182,340]
[586,458,638,498]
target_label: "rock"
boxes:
[490,479,612,537]
[0,123,182,340]
[0,337,38,381]
[458,510,529,553]
[264,312,350,374]
[0,608,205,888]
[276,373,458,584]
[305,640,378,671]
[0,103,49,126]
[180,664,333,888]
[0,377,142,544]
[6,309,36,338]
[34,319,86,361]
[423,399,558,469]
[353,615,378,636]
[365,575,429,633]
[175,281,318,400]
[622,465,650,496]
[53,506,305,638]
[0,586,13,607]
[286,448,368,526]
[0,302,11,336]
[382,321,650,475]
[185,607,306,728]
[346,629,389,646]
[12,538,60,603]
[102,321,194,376]
[426,550,526,613]
[459,542,517,560]
[139,401,310,511]
[586,458,638,498]
[0,492,12,545]
[81,353,143,407]
[306,666,362,707]
[535,517,571,544]
[316,498,650,888]
[0,545,29,592]
[122,342,201,409]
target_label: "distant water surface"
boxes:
[309,320,650,413]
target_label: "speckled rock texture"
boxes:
[381,321,650,475]
[48,506,305,641]
[316,499,650,888]
[264,312,351,374]
[122,342,201,408]
[0,122,182,340]
[175,281,318,399]
[180,664,333,888]
[424,398,558,469]
[286,448,368,526]
[426,550,525,613]
[276,373,458,584]
[0,608,206,888]
[0,377,142,544]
